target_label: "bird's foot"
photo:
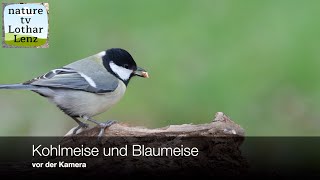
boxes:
[81,116,117,141]
[72,121,89,135]
[97,120,117,139]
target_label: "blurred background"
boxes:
[0,0,319,136]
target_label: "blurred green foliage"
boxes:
[0,0,319,136]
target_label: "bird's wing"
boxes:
[24,67,118,93]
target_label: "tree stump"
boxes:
[1,112,249,177]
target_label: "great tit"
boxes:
[0,48,149,137]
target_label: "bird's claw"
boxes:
[97,120,117,140]
[72,122,89,135]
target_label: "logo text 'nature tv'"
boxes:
[3,3,49,48]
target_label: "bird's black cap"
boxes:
[103,48,137,70]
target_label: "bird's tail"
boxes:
[0,83,38,90]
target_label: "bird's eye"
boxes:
[123,64,129,68]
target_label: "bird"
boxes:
[0,48,149,137]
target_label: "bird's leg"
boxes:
[82,116,117,138]
[71,116,89,135]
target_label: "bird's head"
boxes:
[102,48,149,85]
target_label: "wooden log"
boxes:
[1,112,249,177]
[65,112,245,137]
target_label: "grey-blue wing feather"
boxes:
[26,68,119,93]
[64,57,121,92]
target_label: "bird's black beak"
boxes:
[134,67,149,78]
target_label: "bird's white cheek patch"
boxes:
[109,62,133,81]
